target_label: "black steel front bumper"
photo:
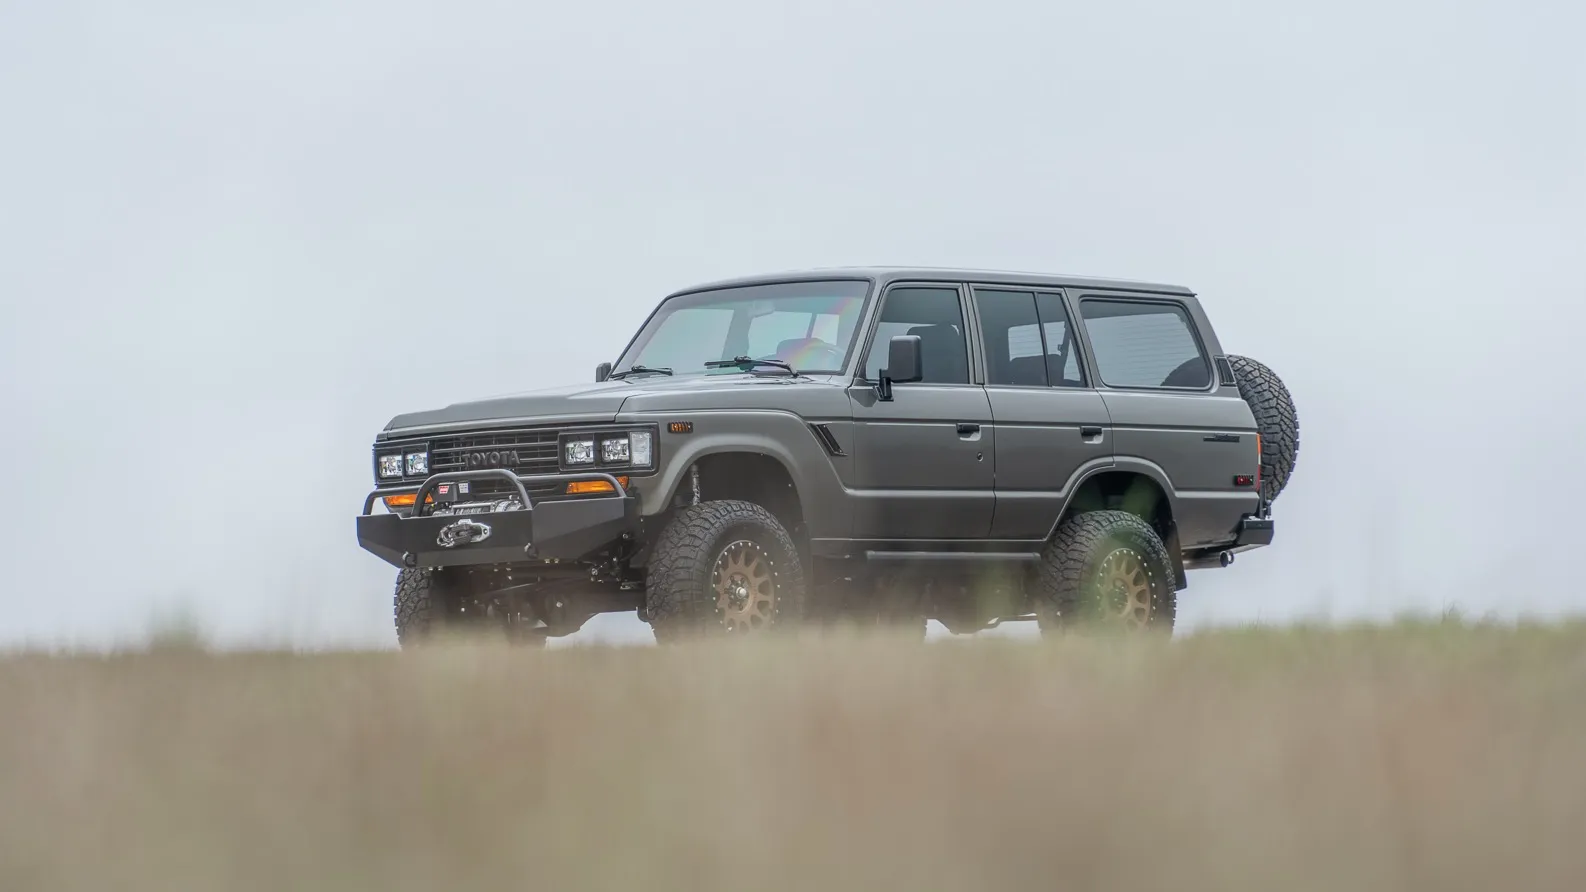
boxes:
[356,470,637,570]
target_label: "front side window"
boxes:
[862,286,970,384]
[615,280,872,377]
[1078,298,1211,389]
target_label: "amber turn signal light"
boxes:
[381,493,433,510]
[566,476,628,495]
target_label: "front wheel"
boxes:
[1032,510,1177,635]
[644,499,807,642]
[392,567,544,649]
[393,567,464,647]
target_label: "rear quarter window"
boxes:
[1078,298,1212,389]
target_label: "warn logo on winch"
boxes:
[465,450,520,469]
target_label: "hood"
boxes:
[380,373,836,436]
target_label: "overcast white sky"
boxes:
[1,0,1582,649]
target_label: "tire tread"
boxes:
[1227,353,1300,503]
[1033,509,1176,632]
[645,499,807,641]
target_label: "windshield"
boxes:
[613,279,873,377]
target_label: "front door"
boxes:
[969,286,1115,540]
[846,283,995,541]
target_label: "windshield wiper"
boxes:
[704,356,799,376]
[608,364,673,379]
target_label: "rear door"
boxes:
[1070,291,1260,548]
[970,285,1114,540]
[846,282,995,541]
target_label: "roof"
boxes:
[667,265,1195,298]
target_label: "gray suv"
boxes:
[356,267,1299,645]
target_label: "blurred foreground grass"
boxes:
[3,619,1586,891]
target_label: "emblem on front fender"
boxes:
[437,518,492,548]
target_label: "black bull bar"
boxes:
[356,469,637,569]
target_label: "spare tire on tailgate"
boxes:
[1226,354,1299,504]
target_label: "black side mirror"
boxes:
[878,334,922,401]
[595,361,612,382]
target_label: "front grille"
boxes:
[429,427,565,499]
[430,428,562,477]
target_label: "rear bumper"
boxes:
[1234,515,1274,548]
[355,469,637,570]
[1183,514,1275,571]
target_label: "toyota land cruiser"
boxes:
[355,267,1299,645]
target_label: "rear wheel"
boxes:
[645,499,808,642]
[1033,510,1177,635]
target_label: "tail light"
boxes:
[1255,433,1262,491]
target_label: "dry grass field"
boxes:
[3,619,1586,891]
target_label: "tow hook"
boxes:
[437,518,492,548]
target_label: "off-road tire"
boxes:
[1033,510,1177,634]
[645,499,808,642]
[1227,353,1299,504]
[393,567,459,647]
[393,567,542,648]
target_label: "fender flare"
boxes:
[644,430,814,519]
[1044,457,1180,543]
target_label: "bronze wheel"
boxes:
[645,499,807,642]
[1093,546,1155,629]
[712,539,778,633]
[1033,509,1176,635]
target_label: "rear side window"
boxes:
[973,288,1090,388]
[1035,292,1085,387]
[1078,298,1211,389]
[974,289,1047,386]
